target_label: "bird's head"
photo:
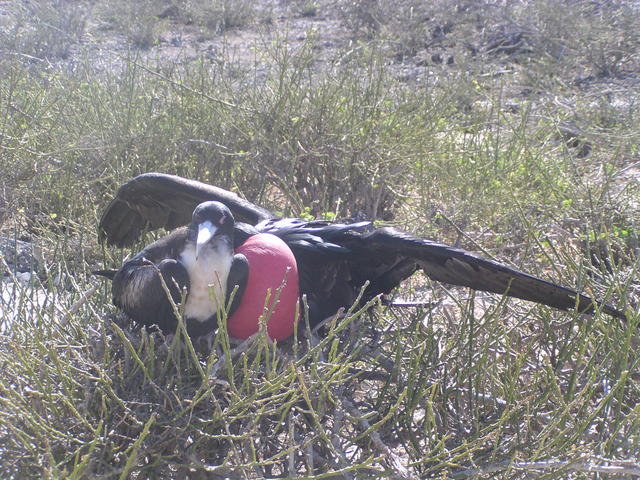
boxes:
[188,201,235,259]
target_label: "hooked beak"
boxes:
[196,221,217,259]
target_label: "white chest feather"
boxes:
[179,243,232,322]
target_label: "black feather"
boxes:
[92,269,117,280]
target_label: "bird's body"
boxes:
[99,201,250,338]
[97,173,626,335]
[98,206,301,341]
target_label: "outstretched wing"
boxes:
[99,173,275,247]
[341,226,625,319]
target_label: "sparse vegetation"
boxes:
[1,0,639,478]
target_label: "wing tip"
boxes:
[93,269,117,280]
[602,304,627,321]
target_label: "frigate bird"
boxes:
[97,173,625,335]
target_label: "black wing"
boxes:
[110,229,191,334]
[99,173,275,247]
[356,227,625,319]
